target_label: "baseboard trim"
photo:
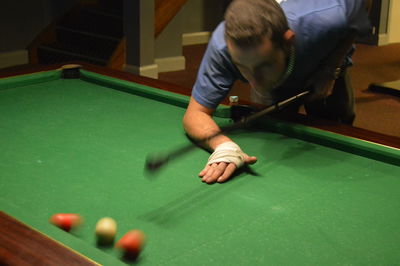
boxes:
[124,63,158,79]
[155,56,185,73]
[378,34,389,46]
[182,32,211,46]
[0,50,29,69]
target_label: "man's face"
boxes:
[227,36,287,92]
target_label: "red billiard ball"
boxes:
[116,230,145,259]
[49,213,82,232]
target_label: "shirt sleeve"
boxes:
[192,26,239,109]
[341,0,372,67]
[343,0,372,35]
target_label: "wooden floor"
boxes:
[0,211,96,265]
[159,43,400,138]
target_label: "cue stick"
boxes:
[145,90,310,172]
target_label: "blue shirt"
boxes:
[192,0,371,109]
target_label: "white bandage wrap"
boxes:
[207,141,246,168]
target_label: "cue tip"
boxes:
[144,154,170,175]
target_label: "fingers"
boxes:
[200,162,232,184]
[199,164,211,177]
[245,156,258,165]
[198,154,258,184]
[199,162,242,184]
[216,163,236,183]
[308,79,335,101]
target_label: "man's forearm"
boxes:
[183,108,232,151]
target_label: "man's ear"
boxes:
[283,29,295,42]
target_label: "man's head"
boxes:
[225,0,294,92]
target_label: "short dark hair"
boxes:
[224,0,289,48]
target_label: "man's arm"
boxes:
[308,29,358,101]
[184,22,257,183]
[303,0,371,101]
[183,97,257,183]
[183,97,232,150]
[309,0,372,100]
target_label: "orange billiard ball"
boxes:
[116,230,145,259]
[49,213,82,232]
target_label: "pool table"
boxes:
[1,64,399,265]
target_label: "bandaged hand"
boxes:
[199,141,257,184]
[207,141,247,167]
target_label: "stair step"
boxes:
[45,40,114,60]
[58,7,123,39]
[55,26,119,52]
[33,1,123,66]
[37,43,109,66]
[96,0,123,17]
[84,6,123,20]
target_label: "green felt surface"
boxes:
[1,71,400,265]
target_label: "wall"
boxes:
[180,0,226,34]
[378,0,400,45]
[154,0,227,72]
[155,11,183,59]
[0,0,78,68]
[387,0,400,43]
[0,0,78,52]
[379,0,390,35]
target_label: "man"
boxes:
[183,0,371,184]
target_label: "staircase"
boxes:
[28,0,187,70]
[30,1,123,66]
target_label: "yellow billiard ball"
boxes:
[95,217,117,245]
